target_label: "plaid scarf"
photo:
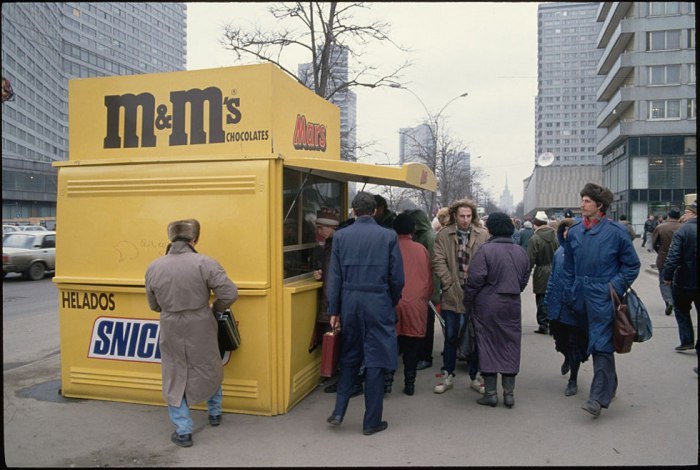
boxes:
[583,211,605,230]
[456,227,471,287]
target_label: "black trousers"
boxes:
[536,294,549,329]
[398,335,420,380]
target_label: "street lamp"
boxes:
[390,84,468,213]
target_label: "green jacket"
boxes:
[527,225,558,294]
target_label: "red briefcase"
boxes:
[320,330,341,377]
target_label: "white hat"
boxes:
[523,221,533,229]
[534,211,548,223]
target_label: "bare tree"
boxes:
[221,2,410,100]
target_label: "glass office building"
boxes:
[2,3,186,221]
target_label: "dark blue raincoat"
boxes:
[545,228,584,329]
[562,217,640,354]
[326,216,404,370]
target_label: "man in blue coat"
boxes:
[562,183,640,418]
[325,192,404,435]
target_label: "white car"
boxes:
[2,231,56,280]
[3,225,20,235]
[19,225,48,231]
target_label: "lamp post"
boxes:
[390,84,468,214]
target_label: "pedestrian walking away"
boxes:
[528,211,558,335]
[662,201,698,357]
[561,183,640,419]
[145,219,239,447]
[464,213,530,408]
[652,208,682,316]
[325,192,404,436]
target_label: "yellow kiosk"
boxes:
[54,63,436,416]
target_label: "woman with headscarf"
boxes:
[463,212,530,408]
[545,218,588,397]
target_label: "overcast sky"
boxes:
[186,2,540,205]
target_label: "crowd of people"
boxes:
[143,184,697,445]
[315,184,697,434]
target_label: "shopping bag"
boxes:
[320,330,341,377]
[215,309,241,352]
[457,310,475,359]
[610,285,635,354]
[624,286,652,343]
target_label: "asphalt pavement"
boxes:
[3,239,698,467]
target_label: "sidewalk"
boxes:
[3,241,698,467]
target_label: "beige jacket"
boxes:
[145,241,238,407]
[432,223,488,313]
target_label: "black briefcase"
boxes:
[215,309,241,352]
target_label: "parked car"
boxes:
[2,231,56,280]
[3,225,19,235]
[19,225,48,231]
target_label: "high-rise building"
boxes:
[2,3,187,221]
[525,2,604,218]
[499,177,514,215]
[536,2,604,167]
[595,1,696,228]
[398,123,434,165]
[298,45,357,162]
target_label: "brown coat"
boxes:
[145,241,238,407]
[652,219,682,269]
[432,223,488,313]
[396,235,433,337]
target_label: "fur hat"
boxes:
[668,207,681,219]
[168,219,200,242]
[687,201,697,215]
[393,213,415,235]
[316,208,339,227]
[580,183,614,212]
[485,212,514,237]
[534,211,548,223]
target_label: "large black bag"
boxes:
[624,286,653,343]
[215,309,241,353]
[457,310,475,359]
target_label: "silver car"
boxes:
[2,231,56,280]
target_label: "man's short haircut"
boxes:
[353,192,377,216]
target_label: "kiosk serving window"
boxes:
[283,168,343,280]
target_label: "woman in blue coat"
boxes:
[545,218,588,397]
[463,213,530,408]
[562,183,640,418]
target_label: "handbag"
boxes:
[457,310,475,359]
[610,285,635,354]
[215,309,241,352]
[320,329,341,377]
[624,286,653,343]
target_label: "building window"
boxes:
[648,100,681,119]
[648,65,681,85]
[689,99,697,119]
[647,30,682,50]
[649,2,680,16]
[689,28,696,48]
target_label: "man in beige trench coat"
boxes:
[146,219,238,447]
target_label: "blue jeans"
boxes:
[168,385,223,436]
[441,310,463,375]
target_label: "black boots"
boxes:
[477,374,498,407]
[384,370,394,394]
[403,370,416,396]
[502,375,515,408]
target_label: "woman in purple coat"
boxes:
[464,213,530,408]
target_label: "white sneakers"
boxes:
[433,370,455,393]
[470,377,485,395]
